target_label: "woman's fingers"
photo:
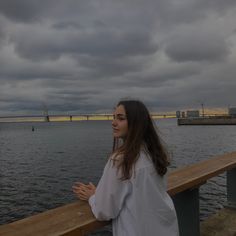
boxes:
[73,187,86,194]
[73,189,88,200]
[73,182,94,189]
[88,182,96,190]
[72,184,89,191]
[89,182,95,187]
[73,182,87,187]
[72,181,96,201]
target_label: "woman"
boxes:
[73,100,179,236]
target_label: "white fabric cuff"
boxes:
[88,194,95,206]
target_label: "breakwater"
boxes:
[178,116,236,125]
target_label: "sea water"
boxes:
[1,119,236,234]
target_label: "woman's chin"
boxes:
[113,132,123,138]
[113,135,126,141]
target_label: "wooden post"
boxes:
[227,168,236,209]
[172,188,200,236]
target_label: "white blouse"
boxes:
[89,151,179,236]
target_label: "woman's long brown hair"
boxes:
[113,100,169,180]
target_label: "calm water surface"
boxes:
[1,119,236,235]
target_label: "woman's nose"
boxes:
[112,119,117,126]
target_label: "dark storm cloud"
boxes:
[197,0,236,14]
[11,26,158,61]
[52,21,83,30]
[74,55,148,78]
[165,30,229,62]
[0,0,84,23]
[155,0,236,26]
[0,0,50,22]
[0,0,236,115]
[0,16,7,46]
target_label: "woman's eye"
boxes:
[113,115,126,120]
[118,117,126,120]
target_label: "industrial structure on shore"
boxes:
[177,107,236,125]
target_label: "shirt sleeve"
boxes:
[88,159,131,221]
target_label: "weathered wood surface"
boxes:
[167,151,236,195]
[0,201,109,236]
[0,151,236,236]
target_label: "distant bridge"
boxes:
[0,113,176,122]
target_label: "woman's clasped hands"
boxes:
[72,182,96,201]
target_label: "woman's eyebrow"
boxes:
[114,113,126,117]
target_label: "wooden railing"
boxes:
[0,152,236,236]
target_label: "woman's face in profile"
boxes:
[112,105,128,139]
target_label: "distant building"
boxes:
[228,108,236,117]
[186,110,200,118]
[176,111,181,118]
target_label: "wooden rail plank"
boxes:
[167,151,236,195]
[0,151,236,236]
[0,201,109,236]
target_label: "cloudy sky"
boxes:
[0,0,236,115]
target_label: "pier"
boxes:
[178,116,236,125]
[177,107,236,125]
[0,152,235,236]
